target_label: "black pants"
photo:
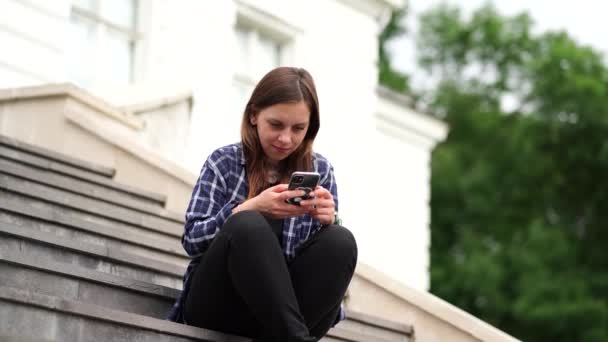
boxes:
[183,210,358,342]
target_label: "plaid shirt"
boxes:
[167,142,343,324]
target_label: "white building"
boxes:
[0,0,447,292]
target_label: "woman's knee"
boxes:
[319,225,358,261]
[221,210,274,243]
[224,210,265,229]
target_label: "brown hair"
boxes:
[241,67,320,199]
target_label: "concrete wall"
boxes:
[0,0,70,87]
[0,85,195,213]
[368,87,447,289]
[348,263,521,342]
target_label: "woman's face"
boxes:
[250,101,310,164]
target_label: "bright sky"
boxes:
[390,0,608,79]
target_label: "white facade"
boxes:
[0,0,446,290]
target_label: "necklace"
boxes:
[264,160,283,185]
[266,169,280,184]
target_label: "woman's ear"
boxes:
[249,113,258,126]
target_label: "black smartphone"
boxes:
[285,171,320,205]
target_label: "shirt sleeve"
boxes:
[181,154,236,257]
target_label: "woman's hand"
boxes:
[234,184,310,219]
[299,186,336,225]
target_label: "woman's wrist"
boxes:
[232,198,257,214]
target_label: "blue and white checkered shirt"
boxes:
[167,142,343,324]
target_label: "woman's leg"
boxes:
[288,225,358,339]
[183,210,315,342]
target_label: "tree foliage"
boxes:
[379,3,608,341]
[378,7,410,93]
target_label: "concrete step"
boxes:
[0,204,188,268]
[0,197,412,341]
[325,326,406,342]
[0,285,248,342]
[0,285,401,342]
[341,312,412,342]
[0,221,184,289]
[0,189,184,255]
[0,138,166,208]
[0,134,116,178]
[0,335,55,342]
[0,156,182,221]
[0,252,177,319]
[0,173,183,238]
[0,249,411,342]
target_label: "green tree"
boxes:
[378,7,410,93]
[379,3,608,341]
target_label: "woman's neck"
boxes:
[264,156,283,168]
[264,158,285,184]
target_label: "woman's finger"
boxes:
[313,213,334,225]
[310,209,334,223]
[279,189,307,201]
[268,183,289,192]
[312,187,331,199]
[297,200,316,210]
[312,198,335,211]
[313,207,334,216]
[300,197,333,209]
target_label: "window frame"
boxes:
[232,2,301,108]
[69,0,143,86]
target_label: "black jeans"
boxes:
[183,210,358,342]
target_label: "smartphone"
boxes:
[285,171,320,205]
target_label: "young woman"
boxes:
[168,67,358,342]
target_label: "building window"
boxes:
[231,2,301,113]
[234,25,284,89]
[233,24,289,113]
[235,25,283,79]
[68,0,141,87]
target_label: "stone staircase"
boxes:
[0,134,414,342]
